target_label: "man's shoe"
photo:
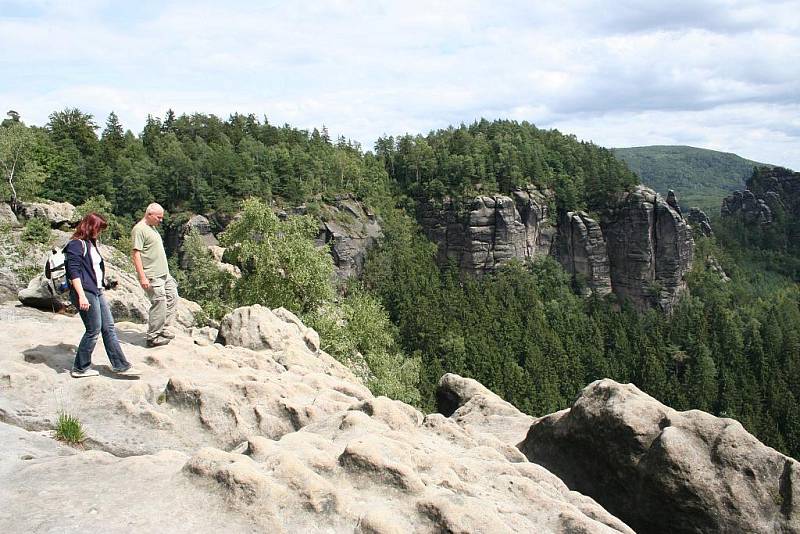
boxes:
[112,366,141,376]
[146,337,170,348]
[71,368,99,378]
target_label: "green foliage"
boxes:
[54,411,86,445]
[307,287,421,406]
[377,119,637,210]
[220,198,334,314]
[612,145,768,213]
[21,217,51,244]
[75,195,133,253]
[173,229,236,321]
[0,122,46,207]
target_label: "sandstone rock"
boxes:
[687,207,713,237]
[553,211,612,296]
[318,198,383,280]
[419,184,693,312]
[207,245,241,278]
[184,214,219,247]
[0,202,18,226]
[436,373,535,463]
[519,379,800,534]
[0,299,634,533]
[601,186,694,313]
[722,189,772,223]
[17,274,67,311]
[419,187,554,275]
[219,304,321,354]
[19,200,77,227]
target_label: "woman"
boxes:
[65,212,139,378]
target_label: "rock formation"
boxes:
[418,187,555,274]
[721,190,772,223]
[687,207,713,237]
[19,199,78,227]
[419,185,693,312]
[0,301,634,533]
[722,167,800,243]
[601,186,694,313]
[552,211,612,296]
[315,197,383,280]
[0,202,18,226]
[519,379,800,534]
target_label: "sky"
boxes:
[1,0,799,169]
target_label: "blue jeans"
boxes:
[70,290,130,372]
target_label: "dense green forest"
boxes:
[2,109,799,460]
[612,145,768,213]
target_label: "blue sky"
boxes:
[1,0,798,169]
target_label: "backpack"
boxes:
[45,240,87,295]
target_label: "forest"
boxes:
[2,109,799,460]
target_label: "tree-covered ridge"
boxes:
[376,119,639,210]
[5,109,391,218]
[611,145,770,213]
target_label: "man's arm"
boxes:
[131,249,151,290]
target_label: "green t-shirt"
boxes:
[131,220,169,278]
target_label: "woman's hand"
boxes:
[78,294,90,311]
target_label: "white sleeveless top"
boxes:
[89,243,104,287]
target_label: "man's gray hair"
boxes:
[145,203,164,216]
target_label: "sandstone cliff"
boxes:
[419,185,694,312]
[418,187,555,274]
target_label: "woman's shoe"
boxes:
[112,367,141,376]
[71,368,100,378]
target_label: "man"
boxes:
[132,203,177,347]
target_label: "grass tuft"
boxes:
[54,411,86,445]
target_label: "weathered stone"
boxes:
[722,189,772,223]
[687,207,713,237]
[19,200,77,227]
[0,301,634,533]
[220,304,322,355]
[520,379,800,534]
[0,203,18,226]
[601,186,693,313]
[419,187,554,275]
[317,198,383,280]
[553,211,612,296]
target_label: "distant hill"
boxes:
[611,145,769,214]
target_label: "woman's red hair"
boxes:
[72,212,108,240]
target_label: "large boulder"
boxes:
[19,200,77,228]
[436,373,535,461]
[0,203,18,226]
[519,379,800,534]
[219,304,321,354]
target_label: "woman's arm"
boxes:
[70,277,90,311]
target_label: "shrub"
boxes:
[21,216,51,243]
[307,287,421,406]
[220,198,334,314]
[54,411,86,445]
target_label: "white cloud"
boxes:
[1,0,798,168]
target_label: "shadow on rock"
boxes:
[116,328,147,347]
[22,344,75,373]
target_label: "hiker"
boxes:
[65,212,139,378]
[131,203,178,347]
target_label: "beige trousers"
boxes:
[146,274,178,341]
